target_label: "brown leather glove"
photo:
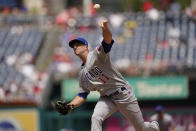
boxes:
[54,101,74,116]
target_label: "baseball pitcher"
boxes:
[55,20,160,131]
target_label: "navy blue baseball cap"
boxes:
[155,105,163,112]
[69,37,88,48]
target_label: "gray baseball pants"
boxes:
[91,88,157,131]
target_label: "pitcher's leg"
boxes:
[118,101,159,131]
[118,100,145,131]
[91,96,117,131]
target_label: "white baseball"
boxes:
[94,4,100,10]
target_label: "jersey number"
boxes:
[98,73,110,83]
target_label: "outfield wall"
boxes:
[1,106,196,131]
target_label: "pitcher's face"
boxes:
[72,43,88,56]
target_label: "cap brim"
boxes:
[69,39,81,48]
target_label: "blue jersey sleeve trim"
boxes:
[78,92,89,99]
[101,40,114,53]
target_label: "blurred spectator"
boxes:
[161,40,169,48]
[2,49,48,103]
[170,0,181,15]
[166,9,175,24]
[142,0,153,12]
[2,7,11,14]
[160,0,170,11]
[115,58,131,69]
[188,122,196,131]
[174,125,186,131]
[10,26,23,35]
[56,7,82,30]
[146,8,160,21]
[184,7,193,19]
[0,84,5,102]
[6,54,17,66]
[126,65,141,76]
[168,25,180,47]
[18,51,33,65]
[20,64,37,81]
[13,51,34,74]
[150,105,174,131]
[67,18,77,30]
[91,3,97,16]
[53,45,73,73]
[56,10,69,25]
[109,14,125,28]
[166,0,181,25]
[143,53,154,76]
[179,35,187,47]
[9,80,17,94]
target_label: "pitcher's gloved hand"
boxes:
[55,101,74,115]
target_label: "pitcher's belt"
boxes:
[109,87,126,97]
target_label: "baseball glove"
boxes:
[54,101,74,116]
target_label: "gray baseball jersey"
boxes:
[77,40,159,131]
[78,40,135,100]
